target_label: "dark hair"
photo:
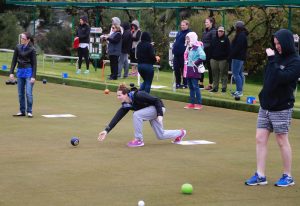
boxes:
[23,32,34,45]
[205,17,216,27]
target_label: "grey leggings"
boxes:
[133,106,182,141]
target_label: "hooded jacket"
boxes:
[172,28,191,56]
[136,32,156,64]
[131,20,141,49]
[230,29,248,61]
[121,22,133,54]
[259,29,300,111]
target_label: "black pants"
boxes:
[200,47,212,85]
[173,55,187,86]
[109,55,119,80]
[78,47,89,70]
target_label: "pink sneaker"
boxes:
[194,104,203,110]
[172,129,186,143]
[184,104,194,109]
[127,139,144,147]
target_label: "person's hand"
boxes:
[9,74,14,81]
[30,77,35,83]
[98,130,108,141]
[157,116,163,125]
[266,48,275,56]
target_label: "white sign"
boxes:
[90,27,102,34]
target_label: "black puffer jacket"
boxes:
[259,29,300,111]
[10,44,37,78]
[121,22,133,54]
[76,23,90,43]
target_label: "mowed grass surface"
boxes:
[1,51,300,108]
[0,76,300,206]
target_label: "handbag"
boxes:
[192,61,205,73]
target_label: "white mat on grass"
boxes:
[151,85,167,89]
[174,140,216,145]
[42,114,76,118]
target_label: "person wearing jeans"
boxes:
[231,59,244,93]
[229,21,248,97]
[138,63,154,93]
[98,83,186,147]
[183,32,206,110]
[136,32,158,93]
[9,32,36,118]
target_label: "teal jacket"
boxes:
[186,45,206,79]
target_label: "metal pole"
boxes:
[222,10,226,27]
[176,8,180,30]
[288,7,292,31]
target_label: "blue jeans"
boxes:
[17,77,34,114]
[187,78,202,104]
[231,59,244,92]
[138,63,154,93]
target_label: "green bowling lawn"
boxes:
[0,76,300,206]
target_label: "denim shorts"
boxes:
[257,107,293,134]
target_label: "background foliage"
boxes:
[0,1,300,74]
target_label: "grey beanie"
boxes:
[112,17,121,26]
[235,21,245,29]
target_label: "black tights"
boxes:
[78,47,89,70]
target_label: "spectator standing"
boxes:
[76,16,91,74]
[102,24,122,80]
[172,20,191,89]
[245,29,300,187]
[200,17,216,90]
[209,26,231,93]
[9,32,37,118]
[183,32,206,110]
[118,22,132,78]
[230,21,248,97]
[136,32,158,93]
[129,20,141,76]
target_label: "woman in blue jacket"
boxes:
[245,29,300,187]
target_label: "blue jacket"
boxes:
[107,31,122,56]
[172,29,191,56]
[259,29,300,111]
[186,45,206,79]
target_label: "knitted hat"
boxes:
[235,21,245,29]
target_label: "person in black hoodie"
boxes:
[136,32,158,93]
[245,29,300,187]
[9,32,36,118]
[210,26,230,93]
[229,21,248,97]
[172,20,191,89]
[75,16,91,74]
[118,22,132,78]
[97,83,186,147]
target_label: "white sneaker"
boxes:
[76,69,81,74]
[84,70,90,74]
[27,113,33,118]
